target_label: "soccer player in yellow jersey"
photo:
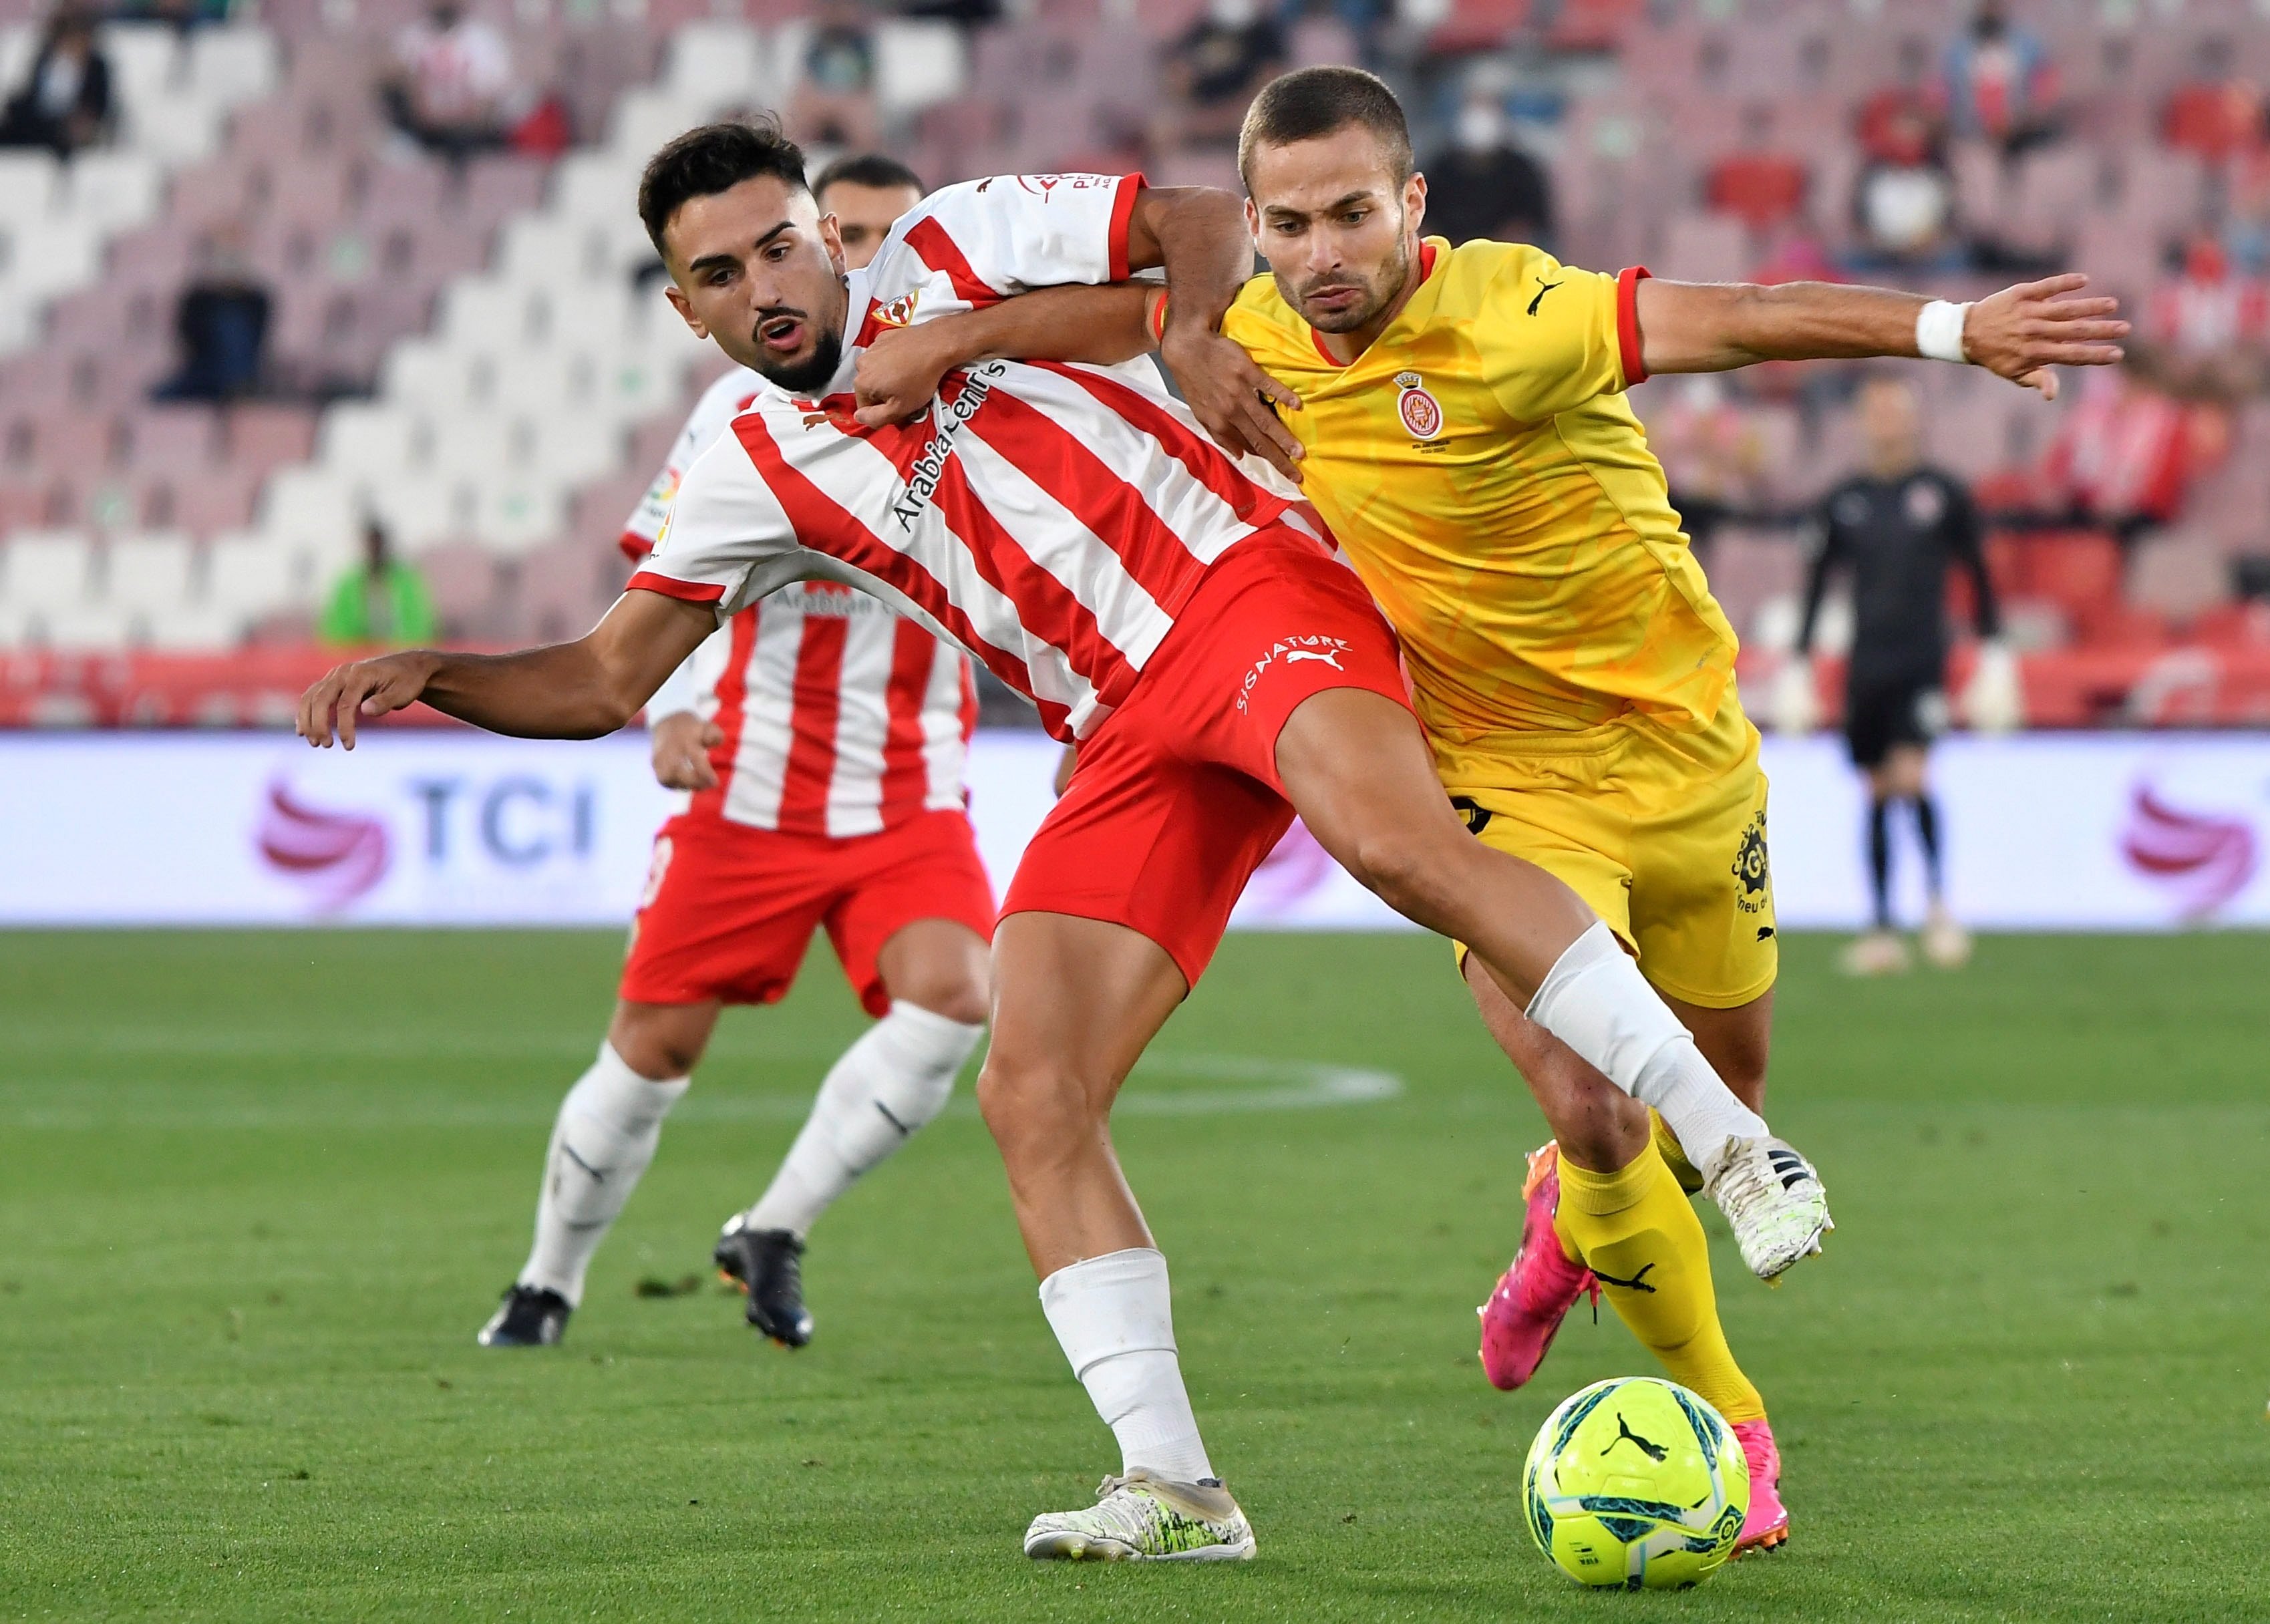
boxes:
[850,68,2122,1553]
[1202,65,2114,1553]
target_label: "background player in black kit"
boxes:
[1778,375,2019,975]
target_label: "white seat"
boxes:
[550,152,644,229]
[424,411,517,480]
[59,150,160,232]
[440,277,540,347]
[27,599,129,651]
[104,531,196,611]
[203,532,297,617]
[136,598,242,651]
[0,25,34,90]
[187,27,279,107]
[124,92,220,163]
[258,466,360,556]
[378,339,469,406]
[367,476,462,551]
[591,349,683,424]
[0,151,58,222]
[3,215,98,299]
[874,19,967,118]
[663,22,762,110]
[474,478,566,557]
[2,530,94,609]
[494,214,604,280]
[527,414,625,486]
[101,25,182,110]
[536,280,634,347]
[320,402,427,480]
[611,85,709,158]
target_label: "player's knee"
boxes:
[607,1005,711,1080]
[975,1053,1097,1157]
[892,967,991,1029]
[1342,826,1460,925]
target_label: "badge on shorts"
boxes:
[1394,370,1444,441]
[1730,810,1771,915]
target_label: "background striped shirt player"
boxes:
[622,367,977,840]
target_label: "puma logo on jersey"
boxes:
[1236,635,1357,711]
[1527,277,1562,316]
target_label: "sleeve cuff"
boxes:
[1617,265,1651,387]
[618,530,655,566]
[1108,171,1148,283]
[627,571,727,605]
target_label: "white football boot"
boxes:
[1702,1136,1833,1282]
[1023,1468,1256,1563]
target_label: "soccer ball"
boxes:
[1522,1376,1749,1590]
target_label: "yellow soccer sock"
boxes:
[1554,1146,1765,1424]
[1650,1108,1706,1195]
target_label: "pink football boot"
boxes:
[1732,1417,1790,1553]
[1477,1142,1597,1391]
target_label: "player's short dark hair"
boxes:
[812,152,925,202]
[638,117,809,257]
[1237,66,1414,191]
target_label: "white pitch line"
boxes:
[0,1053,1405,1131]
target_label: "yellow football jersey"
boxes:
[1223,238,1738,787]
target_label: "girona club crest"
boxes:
[1394,370,1444,440]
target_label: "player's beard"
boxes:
[1284,227,1413,335]
[752,321,844,396]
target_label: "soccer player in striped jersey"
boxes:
[471,154,999,1355]
[861,68,2122,1555]
[300,119,1836,1563]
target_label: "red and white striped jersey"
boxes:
[631,172,1322,743]
[622,367,977,840]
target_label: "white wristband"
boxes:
[1916,299,1971,363]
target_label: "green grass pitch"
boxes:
[1,928,2263,1621]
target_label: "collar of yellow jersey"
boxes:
[1307,237,1447,368]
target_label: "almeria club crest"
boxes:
[1394,370,1443,440]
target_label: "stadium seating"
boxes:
[0,0,2264,732]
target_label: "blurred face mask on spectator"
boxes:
[1245,122,1427,337]
[818,180,921,272]
[661,174,850,395]
[1454,98,1505,155]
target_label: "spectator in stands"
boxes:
[1856,36,1945,164]
[1705,104,1807,235]
[0,8,112,160]
[1420,90,1553,249]
[2039,363,2208,552]
[1650,374,1768,570]
[1939,1,2059,156]
[318,520,440,649]
[381,0,517,164]
[153,221,272,403]
[1850,95,1961,270]
[787,1,881,151]
[1155,0,1287,154]
[813,152,925,267]
[2147,234,2269,403]
[2161,36,2265,165]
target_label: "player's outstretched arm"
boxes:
[852,283,1156,426]
[1635,273,2128,399]
[295,589,717,749]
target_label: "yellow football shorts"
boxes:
[1445,697,1777,1010]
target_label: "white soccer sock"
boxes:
[1522,921,1770,1175]
[1039,1247,1215,1484]
[744,1001,985,1239]
[518,1042,689,1307]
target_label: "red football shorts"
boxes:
[620,806,996,1017]
[1002,528,1412,987]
